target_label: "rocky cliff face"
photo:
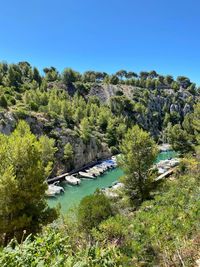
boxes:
[51,127,111,175]
[0,111,111,175]
[0,83,198,175]
[88,84,134,102]
[0,112,16,134]
[88,84,198,136]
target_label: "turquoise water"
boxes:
[48,168,124,214]
[155,150,177,163]
[48,151,176,214]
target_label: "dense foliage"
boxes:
[0,62,199,266]
[78,191,114,233]
[0,61,199,174]
[0,155,199,266]
[119,125,158,204]
[0,121,57,245]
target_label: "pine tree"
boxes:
[119,125,158,204]
[0,121,57,245]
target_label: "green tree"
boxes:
[7,64,22,89]
[39,135,57,175]
[43,66,59,82]
[95,71,107,82]
[125,71,138,79]
[63,142,74,161]
[33,67,42,85]
[82,71,96,82]
[115,70,127,80]
[168,124,193,154]
[177,76,191,88]
[0,95,8,108]
[182,113,195,135]
[78,191,113,232]
[158,75,165,84]
[119,125,158,204]
[139,71,149,80]
[79,117,92,143]
[109,75,119,85]
[92,215,131,250]
[62,68,80,85]
[164,75,174,85]
[148,70,158,79]
[192,103,200,144]
[0,121,57,245]
[187,83,196,95]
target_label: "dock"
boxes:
[155,168,175,182]
[47,159,106,184]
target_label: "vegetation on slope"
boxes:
[0,153,199,266]
[0,61,199,174]
[0,62,199,266]
[0,121,57,245]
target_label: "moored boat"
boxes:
[65,176,81,185]
[49,184,64,194]
[45,188,56,197]
[79,171,96,179]
[86,168,101,176]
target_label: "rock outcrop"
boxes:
[0,111,111,176]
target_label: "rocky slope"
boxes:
[0,111,111,175]
[0,81,199,176]
[88,83,198,136]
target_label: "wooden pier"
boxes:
[155,168,175,182]
[47,160,101,184]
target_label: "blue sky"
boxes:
[0,0,200,84]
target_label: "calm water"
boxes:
[48,150,176,214]
[155,150,177,163]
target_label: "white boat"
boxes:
[65,176,81,185]
[85,169,98,177]
[91,167,103,174]
[101,162,114,169]
[45,188,56,197]
[86,168,101,176]
[91,165,106,174]
[157,158,179,169]
[96,164,108,171]
[49,184,64,194]
[79,171,96,179]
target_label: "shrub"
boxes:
[78,191,113,232]
[0,95,8,108]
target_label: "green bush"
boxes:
[110,146,119,155]
[13,107,29,119]
[78,191,113,232]
[0,95,8,108]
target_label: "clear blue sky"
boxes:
[0,0,200,84]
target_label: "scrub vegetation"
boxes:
[0,62,199,266]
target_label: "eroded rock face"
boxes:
[88,84,199,137]
[183,103,191,116]
[88,84,134,103]
[0,83,198,175]
[0,112,17,134]
[0,112,111,175]
[55,128,111,174]
[170,103,180,113]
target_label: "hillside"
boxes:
[0,154,199,266]
[0,62,199,176]
[0,62,200,266]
